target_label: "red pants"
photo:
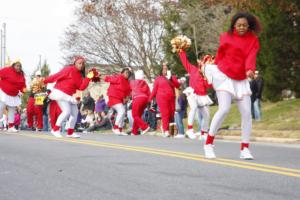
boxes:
[132,97,148,134]
[156,96,175,132]
[49,100,62,128]
[27,97,43,129]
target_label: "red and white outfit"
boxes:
[130,70,150,135]
[26,96,43,130]
[104,74,131,135]
[149,75,180,136]
[44,65,91,137]
[0,66,26,132]
[179,51,213,139]
[49,100,62,129]
[203,30,260,159]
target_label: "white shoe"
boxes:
[163,131,170,138]
[240,148,254,160]
[194,132,202,136]
[66,133,81,138]
[51,129,62,138]
[204,144,216,159]
[199,133,208,141]
[118,131,128,136]
[186,129,196,139]
[112,128,121,135]
[7,127,18,133]
[174,134,185,139]
[141,126,150,135]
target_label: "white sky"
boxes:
[0,0,77,75]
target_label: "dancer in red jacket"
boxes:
[104,68,131,135]
[149,63,180,137]
[0,61,26,132]
[44,56,93,138]
[203,12,261,159]
[130,70,150,135]
[178,51,213,140]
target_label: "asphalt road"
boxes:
[0,131,299,200]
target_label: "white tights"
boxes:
[56,100,78,129]
[208,91,252,143]
[112,103,126,128]
[0,101,15,124]
[187,95,210,132]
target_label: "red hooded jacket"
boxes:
[149,75,180,101]
[130,80,150,100]
[44,66,90,96]
[104,74,131,106]
[214,30,260,80]
[0,66,26,96]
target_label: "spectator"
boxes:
[95,95,107,113]
[82,92,95,112]
[14,107,21,130]
[253,70,264,121]
[83,111,112,133]
[174,87,187,139]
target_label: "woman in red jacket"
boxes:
[0,61,26,132]
[178,51,213,140]
[149,63,180,137]
[203,12,261,159]
[130,70,150,135]
[104,68,131,136]
[44,56,93,138]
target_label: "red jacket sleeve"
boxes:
[170,75,180,89]
[245,38,260,72]
[78,78,91,91]
[214,34,225,65]
[104,75,120,84]
[0,67,9,79]
[178,51,197,73]
[149,79,158,101]
[44,67,69,84]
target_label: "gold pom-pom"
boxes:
[170,35,192,53]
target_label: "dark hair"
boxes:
[121,67,132,77]
[12,62,24,75]
[160,63,170,76]
[228,12,262,35]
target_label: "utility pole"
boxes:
[0,23,7,68]
[192,24,198,58]
[1,29,2,67]
[2,23,6,67]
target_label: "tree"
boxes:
[40,60,51,77]
[161,0,231,77]
[61,0,165,81]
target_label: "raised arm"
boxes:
[178,51,197,73]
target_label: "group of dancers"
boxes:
[0,12,261,160]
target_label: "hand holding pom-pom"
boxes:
[87,68,101,82]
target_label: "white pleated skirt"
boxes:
[49,88,77,104]
[0,89,21,107]
[204,64,252,99]
[183,87,213,106]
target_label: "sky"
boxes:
[0,0,77,75]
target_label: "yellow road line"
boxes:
[4,133,300,178]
